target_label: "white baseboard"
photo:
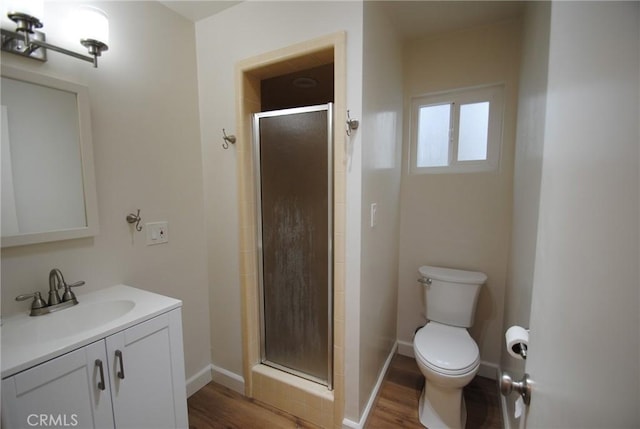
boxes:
[187,363,245,397]
[342,342,398,429]
[342,417,359,428]
[186,365,213,398]
[478,361,499,380]
[211,363,245,394]
[397,339,413,357]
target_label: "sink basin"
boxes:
[2,299,135,346]
[2,284,182,378]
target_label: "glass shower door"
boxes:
[253,104,333,388]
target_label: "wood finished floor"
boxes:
[187,354,502,429]
[188,381,322,429]
[366,355,502,429]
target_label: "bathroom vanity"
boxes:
[1,285,188,429]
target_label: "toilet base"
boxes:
[418,381,467,429]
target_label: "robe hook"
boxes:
[126,209,143,232]
[222,129,236,149]
[346,110,359,136]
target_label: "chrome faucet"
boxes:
[16,268,85,316]
[48,268,63,305]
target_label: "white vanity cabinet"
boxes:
[1,286,188,429]
[106,309,187,429]
[1,341,115,429]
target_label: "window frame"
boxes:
[409,84,505,175]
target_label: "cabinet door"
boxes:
[1,341,115,429]
[106,309,187,429]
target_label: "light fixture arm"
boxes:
[30,37,100,66]
[1,11,108,68]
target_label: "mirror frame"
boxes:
[1,65,99,247]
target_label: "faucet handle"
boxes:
[16,291,47,310]
[61,280,85,303]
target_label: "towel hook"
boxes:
[222,129,237,149]
[346,110,359,136]
[126,209,143,232]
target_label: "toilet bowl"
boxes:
[413,265,486,429]
[414,322,480,429]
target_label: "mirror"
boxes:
[1,66,98,247]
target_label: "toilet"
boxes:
[413,265,487,429]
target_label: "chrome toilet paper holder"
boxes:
[511,342,527,359]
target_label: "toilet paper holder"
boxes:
[505,325,529,360]
[500,372,532,405]
[512,342,527,359]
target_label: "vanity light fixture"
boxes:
[0,3,109,68]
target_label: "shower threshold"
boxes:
[262,359,332,390]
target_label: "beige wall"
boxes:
[0,1,211,384]
[194,1,365,420]
[195,2,404,424]
[355,1,403,421]
[396,19,522,372]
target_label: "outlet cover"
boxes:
[146,221,169,245]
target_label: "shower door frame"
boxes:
[253,103,334,389]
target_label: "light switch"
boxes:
[146,221,169,245]
[370,203,377,228]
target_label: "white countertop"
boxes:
[1,284,181,378]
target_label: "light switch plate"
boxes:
[146,221,169,245]
[370,203,377,228]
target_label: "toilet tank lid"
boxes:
[419,266,487,284]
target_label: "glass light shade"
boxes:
[5,0,44,18]
[72,6,109,45]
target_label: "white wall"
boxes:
[0,1,211,384]
[356,0,403,420]
[194,0,364,412]
[526,2,639,426]
[500,2,550,427]
[396,20,522,372]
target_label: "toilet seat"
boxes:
[414,322,480,376]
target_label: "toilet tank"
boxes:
[419,265,487,328]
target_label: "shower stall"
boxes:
[253,103,333,388]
